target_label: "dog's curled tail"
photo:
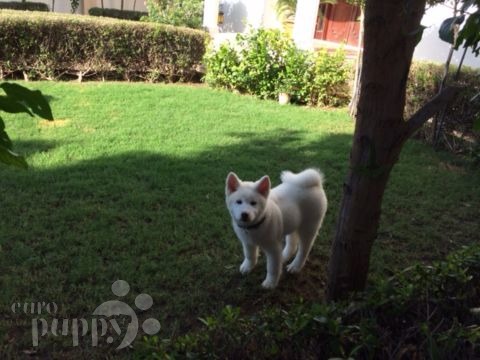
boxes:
[280,168,324,188]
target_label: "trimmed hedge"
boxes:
[0,10,208,82]
[0,1,48,11]
[88,7,148,21]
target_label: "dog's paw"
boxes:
[286,261,303,274]
[239,259,255,274]
[261,277,278,289]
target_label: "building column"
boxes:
[203,0,220,34]
[292,0,320,50]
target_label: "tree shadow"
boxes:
[13,139,58,156]
[0,129,478,355]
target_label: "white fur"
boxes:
[225,168,328,289]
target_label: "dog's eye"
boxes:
[250,201,257,206]
[236,200,242,205]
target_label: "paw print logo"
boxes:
[92,280,160,349]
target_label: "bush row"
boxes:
[204,28,351,107]
[139,245,480,359]
[0,10,208,82]
[88,7,147,21]
[0,1,48,11]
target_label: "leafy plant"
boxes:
[310,48,350,107]
[449,0,480,56]
[0,82,53,168]
[204,28,350,106]
[138,245,480,359]
[276,0,297,34]
[143,0,204,29]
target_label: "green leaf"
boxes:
[0,117,12,150]
[0,145,28,169]
[473,117,480,131]
[0,131,13,150]
[0,95,33,116]
[457,12,480,55]
[0,83,53,120]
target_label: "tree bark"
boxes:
[326,0,428,301]
[349,8,364,118]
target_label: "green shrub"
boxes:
[144,0,204,29]
[138,245,480,359]
[235,29,297,99]
[88,7,148,21]
[204,28,350,107]
[406,61,480,154]
[0,1,48,12]
[310,49,350,107]
[0,10,208,82]
[203,44,241,90]
[405,61,445,118]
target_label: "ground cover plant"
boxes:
[140,244,480,358]
[0,82,479,358]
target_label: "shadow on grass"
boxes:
[1,130,479,356]
[13,139,58,156]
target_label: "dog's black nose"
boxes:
[241,212,249,221]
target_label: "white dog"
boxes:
[225,169,327,289]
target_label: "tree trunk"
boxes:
[349,8,364,117]
[327,0,434,300]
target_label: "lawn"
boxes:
[1,82,479,357]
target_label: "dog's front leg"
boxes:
[239,240,258,274]
[262,244,282,289]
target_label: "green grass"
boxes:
[1,82,479,358]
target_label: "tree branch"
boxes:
[405,86,462,138]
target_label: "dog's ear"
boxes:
[256,175,270,198]
[226,172,241,195]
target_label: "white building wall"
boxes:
[415,3,479,69]
[203,0,220,33]
[218,0,267,33]
[292,0,319,50]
